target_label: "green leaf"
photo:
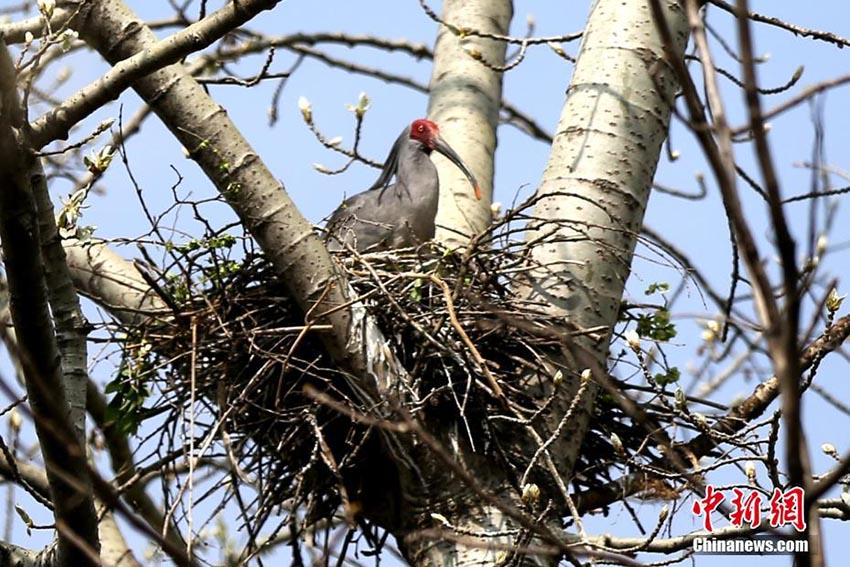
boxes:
[636,309,676,341]
[645,282,670,295]
[654,367,681,386]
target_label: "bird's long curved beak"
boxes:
[434,136,482,200]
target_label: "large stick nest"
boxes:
[120,235,663,534]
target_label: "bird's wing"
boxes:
[325,191,395,251]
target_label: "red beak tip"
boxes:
[474,185,482,200]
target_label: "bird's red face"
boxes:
[409,118,440,148]
[407,118,482,200]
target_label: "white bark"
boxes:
[407,3,555,565]
[0,542,42,567]
[429,0,511,246]
[98,509,141,567]
[521,0,690,527]
[527,0,688,330]
[63,240,168,326]
[32,166,90,447]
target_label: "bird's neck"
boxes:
[397,143,439,202]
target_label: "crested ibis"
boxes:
[325,118,481,252]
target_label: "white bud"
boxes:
[463,45,483,60]
[38,0,55,19]
[298,96,312,123]
[345,92,370,118]
[56,66,71,83]
[822,443,839,458]
[624,329,641,352]
[547,41,565,57]
[15,504,33,528]
[8,409,21,433]
[357,92,369,110]
[59,29,78,52]
[674,387,686,411]
[610,433,624,455]
[745,461,756,482]
[826,289,846,314]
[816,234,828,256]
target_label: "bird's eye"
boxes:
[417,125,424,132]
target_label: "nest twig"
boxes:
[113,228,686,552]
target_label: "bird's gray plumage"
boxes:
[325,121,479,253]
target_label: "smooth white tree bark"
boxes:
[429,0,511,247]
[63,241,168,326]
[527,0,688,328]
[521,0,690,486]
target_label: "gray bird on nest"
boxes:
[325,118,481,252]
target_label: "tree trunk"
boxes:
[429,0,511,247]
[523,0,689,486]
[396,3,558,566]
[404,1,690,565]
[0,41,100,567]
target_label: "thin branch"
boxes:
[30,0,285,148]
